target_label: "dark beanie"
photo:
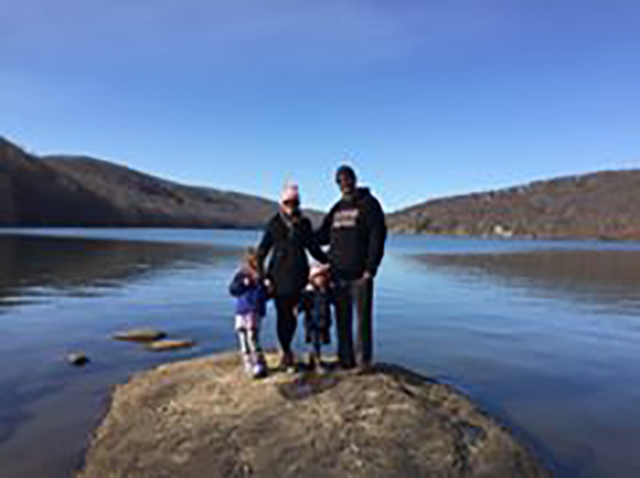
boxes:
[336,165,357,182]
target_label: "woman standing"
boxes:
[257,183,328,371]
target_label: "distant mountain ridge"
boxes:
[388,170,640,240]
[0,137,279,228]
[4,136,639,239]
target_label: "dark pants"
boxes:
[335,278,374,368]
[275,296,299,354]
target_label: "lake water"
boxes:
[1,229,640,477]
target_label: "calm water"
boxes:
[1,229,640,477]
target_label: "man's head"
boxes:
[336,165,357,197]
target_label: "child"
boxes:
[229,248,269,379]
[300,264,334,372]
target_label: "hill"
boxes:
[0,137,279,228]
[388,171,640,240]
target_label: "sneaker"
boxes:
[307,352,317,370]
[317,362,330,375]
[252,362,268,379]
[338,359,356,371]
[356,362,374,375]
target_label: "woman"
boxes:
[257,183,328,371]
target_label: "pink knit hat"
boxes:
[281,183,300,205]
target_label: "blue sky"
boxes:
[1,1,639,211]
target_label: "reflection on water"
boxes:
[419,250,640,313]
[0,235,229,310]
[2,231,640,478]
[0,234,242,478]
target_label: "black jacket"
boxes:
[317,188,387,280]
[257,212,328,298]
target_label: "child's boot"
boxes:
[253,353,268,379]
[320,328,331,345]
[242,353,254,377]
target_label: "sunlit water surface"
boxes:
[1,228,640,477]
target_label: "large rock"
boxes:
[78,353,550,478]
[146,339,196,352]
[113,328,167,342]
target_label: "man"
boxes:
[317,165,387,370]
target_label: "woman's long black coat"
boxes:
[257,213,328,299]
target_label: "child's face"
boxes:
[246,257,258,273]
[312,274,329,289]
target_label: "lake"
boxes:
[1,228,640,477]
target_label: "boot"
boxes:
[278,351,296,373]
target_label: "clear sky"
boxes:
[1,1,639,211]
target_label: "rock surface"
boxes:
[113,328,167,342]
[66,352,89,366]
[79,353,549,478]
[146,339,196,352]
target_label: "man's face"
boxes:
[337,173,356,196]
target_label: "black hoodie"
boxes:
[317,188,387,281]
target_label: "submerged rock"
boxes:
[146,339,196,352]
[66,352,89,367]
[113,328,167,342]
[79,353,550,478]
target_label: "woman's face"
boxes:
[281,198,300,217]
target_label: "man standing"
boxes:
[317,165,387,370]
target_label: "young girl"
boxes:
[229,248,269,379]
[300,264,334,372]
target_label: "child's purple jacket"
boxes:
[229,269,268,317]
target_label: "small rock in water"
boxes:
[113,328,167,342]
[66,353,89,367]
[146,339,196,352]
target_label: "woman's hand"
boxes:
[263,278,275,296]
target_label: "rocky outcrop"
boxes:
[113,328,168,342]
[79,353,550,478]
[146,339,196,352]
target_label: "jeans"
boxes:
[335,277,374,368]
